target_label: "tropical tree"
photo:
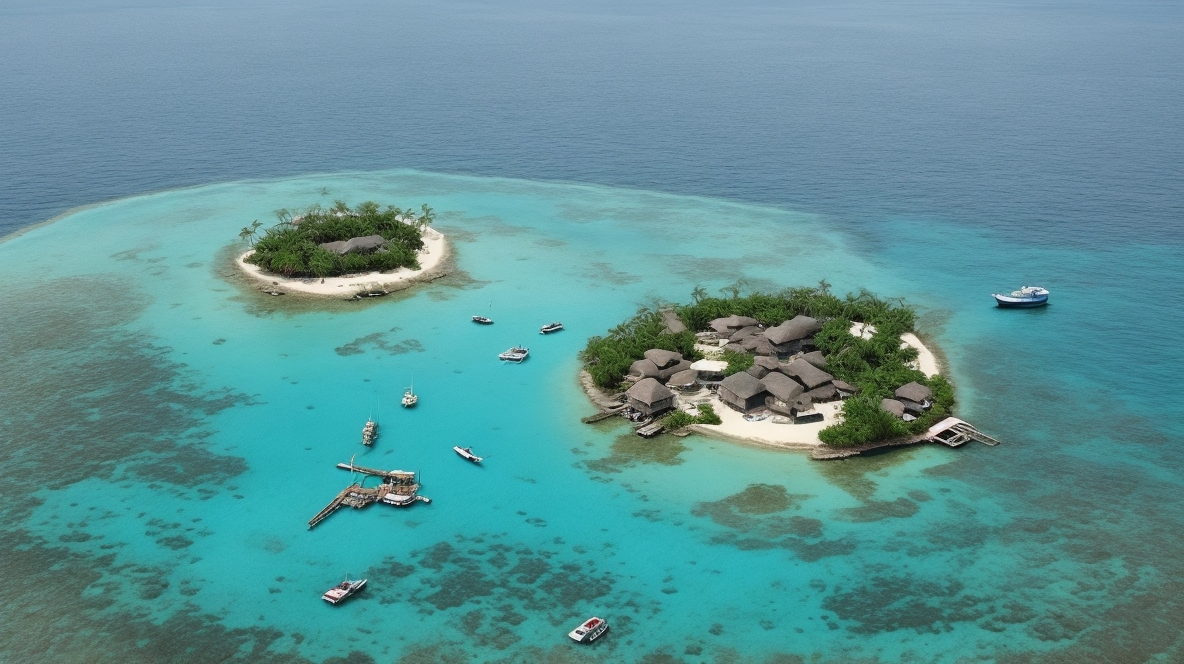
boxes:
[691,285,708,304]
[239,227,254,245]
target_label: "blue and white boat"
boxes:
[992,286,1049,308]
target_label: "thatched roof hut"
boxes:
[718,371,768,413]
[761,371,805,403]
[783,358,834,389]
[708,315,760,333]
[745,364,771,379]
[628,358,662,378]
[658,359,694,381]
[644,349,683,370]
[881,398,906,418]
[729,325,763,342]
[792,394,815,414]
[802,351,827,369]
[764,315,821,345]
[689,359,727,380]
[626,378,676,416]
[895,382,933,403]
[753,356,781,371]
[319,234,387,255]
[741,336,780,356]
[723,343,748,354]
[666,369,699,390]
[808,383,838,401]
[659,309,687,335]
[833,379,857,396]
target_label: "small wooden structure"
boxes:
[626,378,675,416]
[307,462,429,529]
[718,371,768,412]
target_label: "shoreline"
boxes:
[235,228,450,297]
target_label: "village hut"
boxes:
[745,364,771,379]
[765,396,794,416]
[628,358,662,379]
[659,309,687,335]
[761,371,805,404]
[658,359,694,381]
[626,378,676,416]
[792,395,823,423]
[689,359,727,381]
[729,325,763,343]
[783,358,834,390]
[723,343,748,354]
[880,398,907,418]
[319,234,387,255]
[802,351,827,369]
[895,382,933,405]
[742,336,780,356]
[808,383,838,402]
[832,379,858,397]
[666,369,699,391]
[753,356,781,372]
[764,315,821,345]
[718,372,768,413]
[644,349,683,370]
[708,315,760,334]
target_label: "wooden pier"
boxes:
[636,421,666,438]
[811,417,1002,460]
[307,463,429,529]
[581,404,626,424]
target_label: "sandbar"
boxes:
[235,228,449,296]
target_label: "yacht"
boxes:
[992,285,1049,308]
[498,346,529,362]
[322,578,367,605]
[361,418,378,446]
[568,616,609,643]
[540,321,564,334]
[454,446,483,463]
[402,385,418,408]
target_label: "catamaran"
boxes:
[322,578,367,605]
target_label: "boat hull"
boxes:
[993,295,1048,308]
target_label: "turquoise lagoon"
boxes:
[1,170,1182,662]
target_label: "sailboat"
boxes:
[472,302,493,325]
[361,411,378,446]
[402,375,418,408]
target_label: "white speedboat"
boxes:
[322,578,367,605]
[498,346,529,362]
[540,321,564,334]
[402,387,417,408]
[992,285,1049,308]
[381,491,417,507]
[568,616,609,643]
[454,446,483,463]
[472,315,494,325]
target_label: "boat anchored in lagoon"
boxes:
[361,417,378,446]
[454,446,483,463]
[540,321,564,334]
[322,578,367,605]
[499,346,529,362]
[568,616,609,643]
[992,285,1049,308]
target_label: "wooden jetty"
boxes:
[636,421,665,438]
[581,404,626,424]
[307,463,430,529]
[811,417,1001,460]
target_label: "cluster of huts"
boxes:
[620,313,935,426]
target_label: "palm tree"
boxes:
[420,204,435,225]
[817,279,832,296]
[239,227,253,245]
[691,285,708,303]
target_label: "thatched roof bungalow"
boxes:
[626,378,676,416]
[745,364,770,379]
[644,349,683,370]
[658,359,694,381]
[895,382,933,404]
[666,369,699,391]
[808,383,838,402]
[742,336,780,356]
[881,398,907,418]
[783,358,834,389]
[753,356,781,372]
[802,351,827,369]
[833,379,858,397]
[718,371,768,413]
[761,371,805,404]
[729,325,763,343]
[709,315,760,334]
[764,315,821,345]
[628,359,662,379]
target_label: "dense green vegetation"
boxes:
[661,403,722,430]
[580,283,955,447]
[242,201,432,278]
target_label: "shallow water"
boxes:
[2,170,1182,662]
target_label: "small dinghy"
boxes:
[540,321,564,334]
[472,315,494,325]
[568,616,609,643]
[454,446,483,463]
[992,285,1049,308]
[322,578,367,605]
[498,346,529,362]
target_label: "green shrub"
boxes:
[721,349,754,376]
[579,308,699,390]
[696,403,722,425]
[662,410,697,430]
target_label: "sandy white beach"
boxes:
[235,228,449,296]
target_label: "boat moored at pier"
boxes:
[992,285,1049,308]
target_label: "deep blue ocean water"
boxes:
[2,1,1183,662]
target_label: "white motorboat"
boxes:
[540,321,564,334]
[381,491,417,507]
[498,346,529,362]
[402,380,418,408]
[992,285,1049,308]
[322,578,367,605]
[472,315,494,325]
[568,616,609,643]
[361,418,378,446]
[454,446,483,463]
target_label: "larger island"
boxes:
[580,285,996,456]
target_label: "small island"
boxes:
[580,285,997,458]
[235,200,448,296]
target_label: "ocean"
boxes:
[1,1,1182,662]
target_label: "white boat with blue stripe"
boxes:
[992,285,1049,308]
